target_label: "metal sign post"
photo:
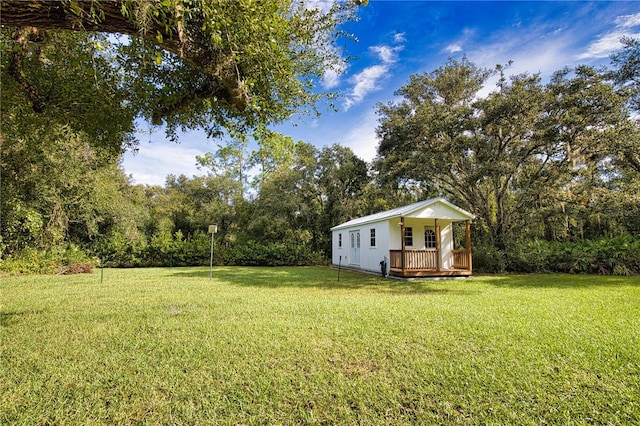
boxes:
[208,225,218,279]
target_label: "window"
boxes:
[370,228,376,247]
[425,229,436,249]
[338,233,342,248]
[404,227,413,246]
[351,233,355,248]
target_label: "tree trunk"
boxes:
[1,1,144,38]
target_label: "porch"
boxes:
[389,217,473,278]
[389,249,472,277]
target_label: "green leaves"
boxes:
[610,37,640,112]
[375,58,637,249]
[2,0,360,142]
[3,29,135,153]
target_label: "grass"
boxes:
[1,267,639,425]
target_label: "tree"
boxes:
[315,144,370,253]
[250,130,296,190]
[611,37,640,113]
[609,37,640,175]
[0,27,144,262]
[244,141,320,245]
[375,59,635,249]
[375,58,506,242]
[1,0,362,140]
[533,66,635,241]
[196,138,250,200]
[1,30,136,155]
[0,119,142,256]
[375,57,490,196]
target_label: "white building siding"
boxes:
[332,230,347,266]
[332,221,392,275]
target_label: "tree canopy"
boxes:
[375,57,639,249]
[1,0,362,140]
[611,36,640,113]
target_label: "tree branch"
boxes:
[8,27,47,113]
[1,0,249,115]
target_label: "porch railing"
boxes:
[389,249,472,271]
[389,249,438,271]
[452,249,471,270]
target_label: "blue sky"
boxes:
[122,1,640,186]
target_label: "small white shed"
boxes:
[331,197,475,278]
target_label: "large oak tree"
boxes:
[1,0,362,139]
[375,58,636,248]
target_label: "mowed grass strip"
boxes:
[1,267,639,424]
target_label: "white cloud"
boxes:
[616,13,640,28]
[465,11,614,84]
[446,43,463,54]
[122,144,207,186]
[393,32,406,44]
[303,0,335,14]
[470,32,570,84]
[458,8,640,99]
[319,42,347,89]
[578,33,629,59]
[578,12,640,59]
[338,109,379,162]
[344,64,389,110]
[322,67,341,89]
[442,27,476,55]
[371,45,399,64]
[343,42,403,110]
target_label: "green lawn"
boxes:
[1,267,639,425]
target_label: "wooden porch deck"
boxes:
[389,249,472,278]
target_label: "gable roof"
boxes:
[330,197,475,231]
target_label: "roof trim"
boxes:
[330,197,475,231]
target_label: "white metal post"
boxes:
[209,231,214,279]
[208,224,217,280]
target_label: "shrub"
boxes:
[473,235,640,275]
[58,244,94,274]
[222,240,325,267]
[504,239,552,273]
[173,230,210,266]
[472,242,507,273]
[95,231,148,268]
[510,235,639,275]
[0,244,94,275]
[0,247,56,275]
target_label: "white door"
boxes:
[349,231,361,265]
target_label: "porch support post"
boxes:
[465,220,472,272]
[400,217,406,275]
[435,218,441,272]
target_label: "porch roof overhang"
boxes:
[330,197,475,231]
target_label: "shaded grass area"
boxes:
[1,267,639,424]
